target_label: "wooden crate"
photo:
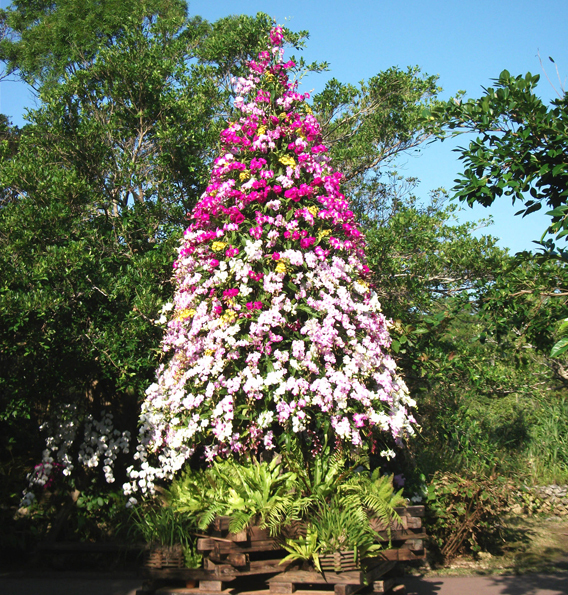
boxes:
[145,545,185,570]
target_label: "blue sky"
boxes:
[1,0,566,253]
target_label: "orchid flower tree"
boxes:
[124,26,416,500]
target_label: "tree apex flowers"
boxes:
[269,26,285,47]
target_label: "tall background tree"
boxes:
[0,3,286,529]
[429,69,568,356]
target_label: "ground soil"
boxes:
[413,514,568,578]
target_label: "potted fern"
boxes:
[128,504,201,569]
[280,455,406,572]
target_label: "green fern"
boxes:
[344,471,405,526]
[165,451,407,566]
[281,526,322,572]
[311,494,381,560]
[283,439,364,501]
[167,457,306,535]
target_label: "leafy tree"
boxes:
[313,67,440,185]
[427,69,568,358]
[431,68,568,256]
[312,68,441,225]
[0,0,190,88]
[0,7,283,504]
[364,187,503,323]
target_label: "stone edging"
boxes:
[510,485,568,516]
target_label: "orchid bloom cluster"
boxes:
[125,27,415,498]
[21,406,131,507]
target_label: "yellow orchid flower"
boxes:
[279,155,296,168]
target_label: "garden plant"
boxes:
[122,25,416,567]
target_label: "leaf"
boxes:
[551,336,568,357]
[557,318,568,335]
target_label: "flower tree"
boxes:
[125,26,415,498]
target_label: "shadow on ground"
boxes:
[403,571,568,595]
[488,572,568,595]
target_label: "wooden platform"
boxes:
[372,506,426,561]
[268,560,396,595]
[140,507,425,595]
[140,518,289,594]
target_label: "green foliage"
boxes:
[313,496,381,557]
[167,458,303,535]
[166,453,405,570]
[128,502,195,547]
[279,463,403,569]
[363,185,505,325]
[467,252,568,354]
[352,180,568,487]
[527,397,568,484]
[430,69,568,254]
[282,439,354,502]
[551,317,568,356]
[314,67,441,186]
[347,469,406,528]
[0,0,190,87]
[426,471,513,562]
[426,68,568,360]
[280,526,322,571]
[400,297,566,483]
[127,501,202,568]
[194,13,319,90]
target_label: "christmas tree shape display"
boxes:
[125,27,415,498]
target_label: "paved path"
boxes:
[0,572,141,595]
[403,572,568,594]
[2,571,568,595]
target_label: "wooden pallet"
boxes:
[268,560,396,595]
[196,516,289,572]
[372,506,426,561]
[154,583,234,595]
[141,508,425,594]
[139,519,290,594]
